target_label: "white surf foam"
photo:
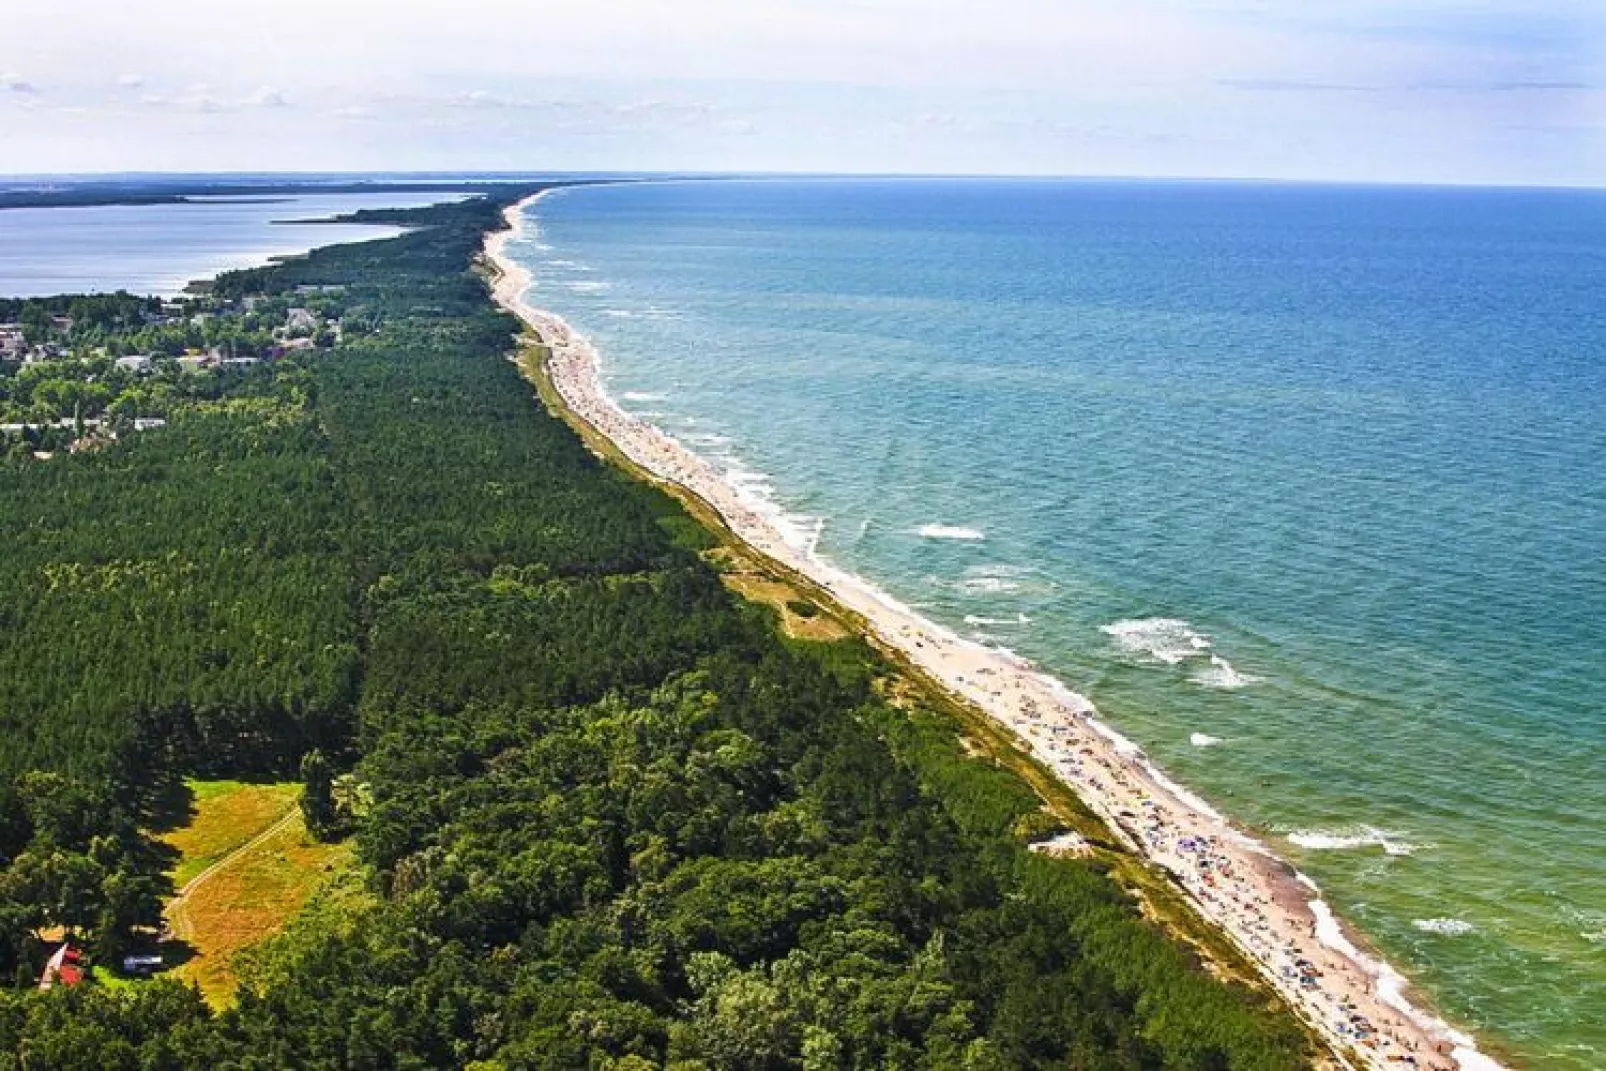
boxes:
[954,563,1044,597]
[1309,894,1476,1068]
[620,391,667,403]
[963,613,1031,627]
[1192,654,1260,689]
[566,279,609,292]
[687,432,733,447]
[916,524,986,541]
[1102,617,1212,664]
[716,463,827,556]
[1190,732,1224,747]
[1286,825,1424,856]
[1133,751,1229,821]
[955,576,1022,595]
[1104,618,1259,688]
[1414,918,1475,936]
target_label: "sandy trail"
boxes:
[485,190,1500,1071]
[165,805,300,942]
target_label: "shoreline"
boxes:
[485,189,1501,1071]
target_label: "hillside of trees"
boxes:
[0,192,1314,1068]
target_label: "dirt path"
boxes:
[165,805,300,941]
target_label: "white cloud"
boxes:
[137,83,290,113]
[1,72,38,94]
[246,85,289,107]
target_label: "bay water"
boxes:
[0,191,463,297]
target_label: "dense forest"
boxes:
[0,192,1314,1067]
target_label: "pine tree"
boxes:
[299,749,338,840]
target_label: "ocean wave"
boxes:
[962,613,1031,627]
[718,464,825,556]
[1192,655,1261,689]
[952,563,1049,597]
[1102,617,1213,664]
[1104,617,1259,687]
[687,433,733,449]
[1189,732,1224,747]
[601,308,637,318]
[916,524,986,541]
[1286,825,1425,856]
[620,391,667,402]
[955,576,1022,595]
[566,280,609,292]
[1414,918,1475,936]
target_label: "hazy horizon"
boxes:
[2,0,1601,188]
[5,170,1606,195]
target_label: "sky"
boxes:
[1,0,1602,185]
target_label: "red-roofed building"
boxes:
[38,943,86,990]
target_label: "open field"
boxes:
[160,780,354,1007]
[159,780,302,887]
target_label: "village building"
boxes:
[38,944,85,990]
[285,307,319,334]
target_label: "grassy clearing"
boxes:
[159,780,302,887]
[706,547,850,642]
[160,780,355,1008]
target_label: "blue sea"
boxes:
[0,191,463,297]
[504,178,1606,1068]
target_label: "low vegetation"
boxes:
[159,781,302,888]
[166,805,351,1009]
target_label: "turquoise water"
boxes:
[0,192,463,297]
[507,179,1606,1067]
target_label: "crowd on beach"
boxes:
[486,197,1490,1071]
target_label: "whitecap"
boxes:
[1414,918,1475,936]
[566,280,609,292]
[1190,732,1223,747]
[620,391,667,402]
[955,576,1023,595]
[1192,654,1261,689]
[1101,617,1212,665]
[962,613,1031,627]
[601,308,637,319]
[1286,825,1424,856]
[916,524,986,541]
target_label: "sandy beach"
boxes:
[485,190,1501,1071]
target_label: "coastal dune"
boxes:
[485,191,1500,1071]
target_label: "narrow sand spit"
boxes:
[486,191,1500,1071]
